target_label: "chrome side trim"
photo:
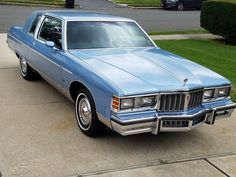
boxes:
[62,66,73,75]
[34,14,45,39]
[134,21,157,48]
[35,15,63,50]
[64,20,68,51]
[97,113,112,129]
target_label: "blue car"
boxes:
[7,10,235,136]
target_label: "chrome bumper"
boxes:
[111,103,236,136]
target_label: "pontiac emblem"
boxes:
[183,78,188,85]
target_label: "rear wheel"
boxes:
[19,56,37,80]
[75,88,104,136]
[175,1,184,10]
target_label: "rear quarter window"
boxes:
[29,15,42,35]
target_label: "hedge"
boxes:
[200,0,236,43]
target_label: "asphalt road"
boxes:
[74,0,117,8]
[0,3,201,33]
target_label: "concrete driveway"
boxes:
[0,33,236,177]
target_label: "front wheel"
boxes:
[75,88,104,136]
[19,56,37,80]
[175,1,184,10]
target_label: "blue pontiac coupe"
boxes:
[7,11,235,136]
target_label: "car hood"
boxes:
[69,47,230,95]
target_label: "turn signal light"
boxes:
[112,96,120,111]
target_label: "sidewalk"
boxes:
[79,154,236,177]
[151,33,222,40]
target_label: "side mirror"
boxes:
[45,41,55,48]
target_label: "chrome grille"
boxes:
[188,91,203,109]
[159,94,185,111]
[159,90,203,112]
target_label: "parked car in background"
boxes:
[161,0,202,10]
[7,11,235,137]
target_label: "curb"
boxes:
[115,3,161,9]
[0,2,80,8]
[106,0,161,9]
[105,0,129,7]
[132,6,162,9]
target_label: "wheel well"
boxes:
[176,0,184,5]
[69,81,88,101]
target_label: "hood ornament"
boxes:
[183,78,188,85]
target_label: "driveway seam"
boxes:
[0,67,18,70]
[75,151,236,177]
[0,100,71,107]
[204,158,230,177]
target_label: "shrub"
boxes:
[201,0,236,43]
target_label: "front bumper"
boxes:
[111,103,236,136]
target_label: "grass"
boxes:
[149,29,208,35]
[0,0,65,6]
[112,0,161,7]
[155,39,236,101]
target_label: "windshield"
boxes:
[66,21,155,49]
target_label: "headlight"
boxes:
[113,95,156,111]
[203,86,231,102]
[134,96,155,107]
[120,98,134,109]
[217,87,230,97]
[203,89,214,99]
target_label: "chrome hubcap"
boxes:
[78,97,92,126]
[20,57,27,75]
[178,3,183,10]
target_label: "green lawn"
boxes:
[0,0,65,6]
[156,39,236,101]
[113,0,160,6]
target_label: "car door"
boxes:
[31,16,63,86]
[195,0,202,8]
[22,13,42,66]
[185,0,200,8]
[183,0,193,7]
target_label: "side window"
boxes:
[29,15,42,35]
[38,16,62,49]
